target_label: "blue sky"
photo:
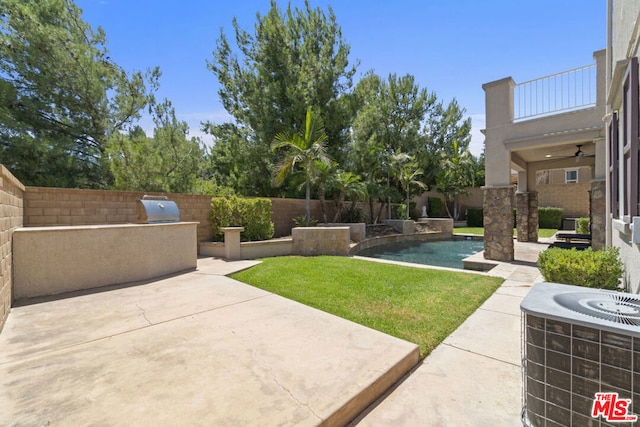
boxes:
[76,0,605,156]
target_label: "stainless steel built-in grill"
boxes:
[521,282,640,426]
[137,195,180,223]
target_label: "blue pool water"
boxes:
[357,239,484,269]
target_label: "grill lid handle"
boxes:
[142,195,169,201]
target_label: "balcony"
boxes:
[514,63,597,121]
[483,49,606,185]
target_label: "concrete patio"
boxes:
[0,240,548,426]
[354,240,548,426]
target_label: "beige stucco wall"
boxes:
[607,0,640,293]
[0,166,24,332]
[612,1,640,64]
[483,50,606,190]
[13,222,197,300]
[612,222,640,293]
[292,227,350,256]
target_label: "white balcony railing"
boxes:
[514,64,597,121]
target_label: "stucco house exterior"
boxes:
[482,0,640,293]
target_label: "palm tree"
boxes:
[331,171,368,222]
[272,108,332,221]
[436,140,476,220]
[312,160,336,223]
[392,152,426,219]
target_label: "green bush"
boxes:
[537,247,623,290]
[293,215,318,227]
[465,208,483,227]
[427,197,443,217]
[538,207,563,229]
[391,202,417,220]
[209,196,274,241]
[339,204,367,223]
[577,217,590,234]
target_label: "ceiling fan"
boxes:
[574,144,595,163]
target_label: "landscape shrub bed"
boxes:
[209,196,274,241]
[537,247,623,290]
[577,217,590,234]
[465,208,483,227]
[538,207,563,229]
[427,197,443,217]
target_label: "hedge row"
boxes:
[209,196,274,242]
[538,207,563,229]
[427,197,443,217]
[465,206,563,228]
[465,208,483,227]
[537,247,623,290]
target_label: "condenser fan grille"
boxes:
[553,291,640,326]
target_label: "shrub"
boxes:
[537,247,623,290]
[339,204,367,223]
[538,207,563,229]
[391,202,417,220]
[209,196,274,241]
[293,215,318,227]
[577,217,590,234]
[427,197,443,217]
[465,208,483,227]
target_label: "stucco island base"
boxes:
[13,222,197,300]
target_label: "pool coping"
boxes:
[350,232,498,274]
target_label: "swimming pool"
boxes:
[356,238,484,269]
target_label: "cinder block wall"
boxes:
[537,183,591,218]
[0,166,24,332]
[24,187,213,242]
[22,189,348,240]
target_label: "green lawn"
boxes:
[230,256,504,358]
[454,227,558,239]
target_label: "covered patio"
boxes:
[482,49,607,261]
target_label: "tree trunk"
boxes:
[405,187,410,219]
[376,199,386,223]
[332,191,345,222]
[318,186,327,223]
[453,190,459,220]
[369,198,375,224]
[305,177,311,220]
[444,195,453,219]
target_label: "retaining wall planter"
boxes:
[199,238,293,259]
[292,227,350,256]
[319,223,366,242]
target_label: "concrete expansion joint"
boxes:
[442,342,521,369]
[478,307,520,318]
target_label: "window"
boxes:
[565,169,578,184]
[621,57,639,220]
[609,111,619,218]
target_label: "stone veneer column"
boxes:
[590,179,606,250]
[516,193,530,242]
[483,186,514,261]
[516,192,539,242]
[528,192,539,242]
